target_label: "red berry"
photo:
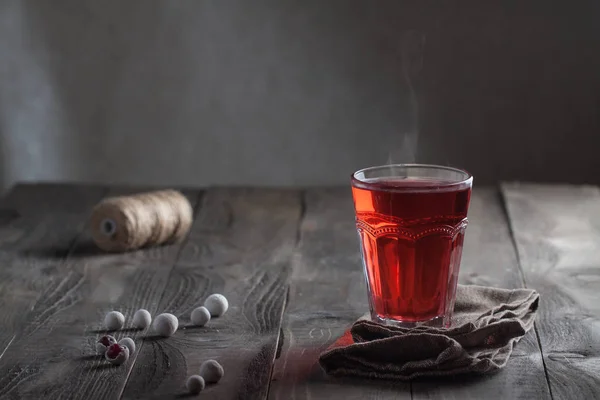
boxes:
[106,343,124,359]
[99,335,116,347]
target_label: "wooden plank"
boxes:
[270,187,550,400]
[0,184,107,363]
[0,183,107,214]
[121,188,302,399]
[0,186,202,399]
[269,188,412,400]
[412,188,551,399]
[502,183,600,400]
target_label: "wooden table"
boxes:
[0,183,597,399]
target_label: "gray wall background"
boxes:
[1,0,599,191]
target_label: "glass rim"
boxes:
[351,163,473,192]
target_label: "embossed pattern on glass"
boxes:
[351,165,473,327]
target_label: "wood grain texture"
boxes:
[0,186,202,399]
[271,187,550,400]
[502,183,600,400]
[1,183,108,214]
[411,188,551,400]
[0,184,576,399]
[0,184,107,366]
[121,188,302,399]
[269,188,412,400]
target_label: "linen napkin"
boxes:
[319,285,539,380]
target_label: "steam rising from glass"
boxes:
[387,31,426,165]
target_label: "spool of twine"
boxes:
[90,190,193,252]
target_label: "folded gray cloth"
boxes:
[319,285,539,380]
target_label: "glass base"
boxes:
[370,311,451,328]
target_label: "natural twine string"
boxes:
[90,190,193,252]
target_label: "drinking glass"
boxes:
[351,164,473,327]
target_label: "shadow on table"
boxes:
[83,363,120,371]
[69,240,107,257]
[16,239,104,259]
[87,327,142,335]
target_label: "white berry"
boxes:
[204,294,229,317]
[119,337,135,354]
[199,359,224,383]
[191,306,211,326]
[105,343,129,365]
[186,375,205,394]
[133,309,152,329]
[96,335,117,354]
[153,313,179,337]
[104,311,125,331]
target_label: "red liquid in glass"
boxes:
[351,178,471,324]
